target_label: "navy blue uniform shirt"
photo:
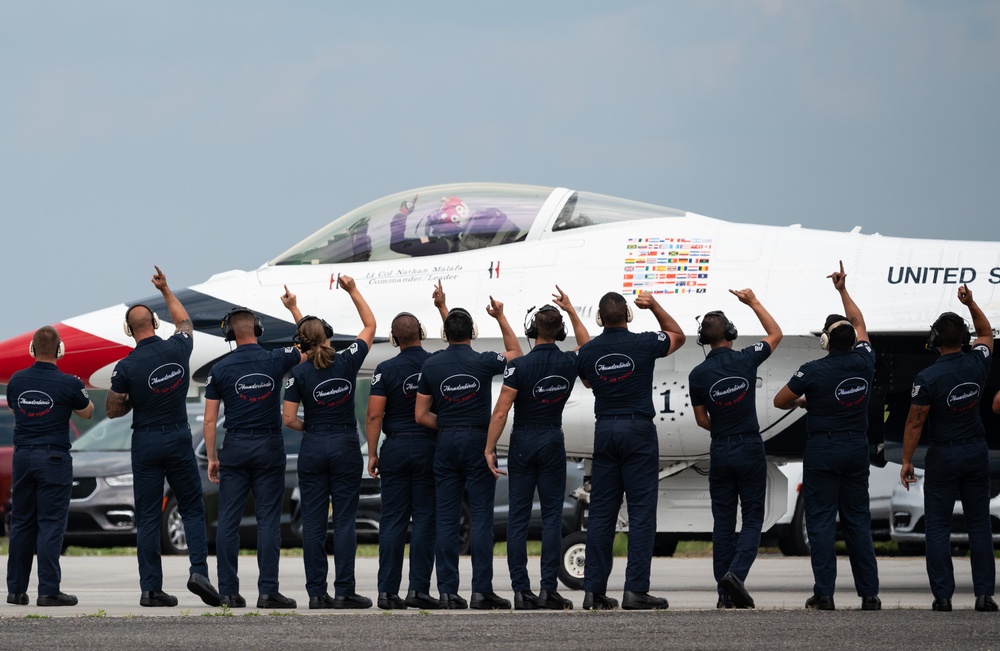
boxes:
[911,343,992,442]
[6,362,90,447]
[689,341,772,438]
[284,339,369,428]
[370,346,433,435]
[576,327,672,418]
[786,341,875,433]
[417,344,507,428]
[503,343,577,427]
[205,343,302,431]
[110,332,193,429]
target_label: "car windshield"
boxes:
[72,411,204,451]
[270,183,552,265]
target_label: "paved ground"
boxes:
[0,553,996,649]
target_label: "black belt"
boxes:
[807,430,865,437]
[596,414,653,422]
[225,427,282,437]
[134,423,188,434]
[930,436,985,447]
[512,423,563,430]
[15,444,70,452]
[386,430,435,437]
[305,424,356,433]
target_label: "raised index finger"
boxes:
[153,265,163,277]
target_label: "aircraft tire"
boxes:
[778,493,810,556]
[558,531,588,591]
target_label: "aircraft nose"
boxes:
[0,324,133,387]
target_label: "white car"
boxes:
[890,468,1000,550]
[769,460,902,556]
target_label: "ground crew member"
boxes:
[485,286,588,610]
[366,310,439,610]
[415,281,522,610]
[689,289,782,609]
[5,326,94,607]
[900,285,997,612]
[774,261,881,611]
[282,274,375,609]
[106,266,221,608]
[575,290,685,610]
[203,289,304,609]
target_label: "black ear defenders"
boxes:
[524,304,567,341]
[390,312,427,347]
[696,311,738,346]
[820,320,857,351]
[926,311,970,352]
[293,315,334,352]
[123,304,161,338]
[441,307,478,342]
[220,307,263,342]
[596,302,633,327]
[28,340,65,359]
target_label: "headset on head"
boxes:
[441,307,478,342]
[293,315,334,352]
[390,312,427,347]
[28,340,65,360]
[696,311,738,346]
[220,307,263,342]
[123,304,161,338]
[926,311,971,352]
[820,319,857,351]
[524,304,567,341]
[595,303,633,327]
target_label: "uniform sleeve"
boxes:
[69,376,90,410]
[647,331,672,358]
[971,344,992,381]
[204,365,221,400]
[277,346,303,372]
[417,360,432,395]
[854,341,876,372]
[744,341,772,366]
[910,371,932,407]
[109,362,128,394]
[283,370,302,404]
[785,365,808,396]
[688,370,705,407]
[482,351,508,376]
[170,331,194,358]
[502,359,522,391]
[338,339,369,376]
[370,363,389,398]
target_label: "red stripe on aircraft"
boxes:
[0,324,133,388]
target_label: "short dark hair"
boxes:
[535,309,564,340]
[31,326,61,357]
[444,308,474,342]
[700,312,729,346]
[823,313,856,351]
[229,310,257,337]
[934,312,968,348]
[391,313,421,345]
[598,292,628,326]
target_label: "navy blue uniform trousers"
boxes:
[585,417,659,594]
[434,425,497,594]
[215,431,286,596]
[131,427,210,592]
[376,432,436,595]
[297,426,362,598]
[709,434,766,594]
[802,431,879,598]
[507,425,566,592]
[924,438,995,600]
[6,447,72,595]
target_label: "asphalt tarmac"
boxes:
[0,553,997,650]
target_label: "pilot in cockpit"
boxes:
[390,195,518,257]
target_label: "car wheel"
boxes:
[160,496,188,555]
[652,533,678,557]
[778,493,810,556]
[458,500,471,555]
[558,531,588,591]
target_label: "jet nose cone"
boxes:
[0,324,134,387]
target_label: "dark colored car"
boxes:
[65,403,304,552]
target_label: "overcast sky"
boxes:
[1,1,998,340]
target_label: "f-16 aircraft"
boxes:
[1,182,998,545]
